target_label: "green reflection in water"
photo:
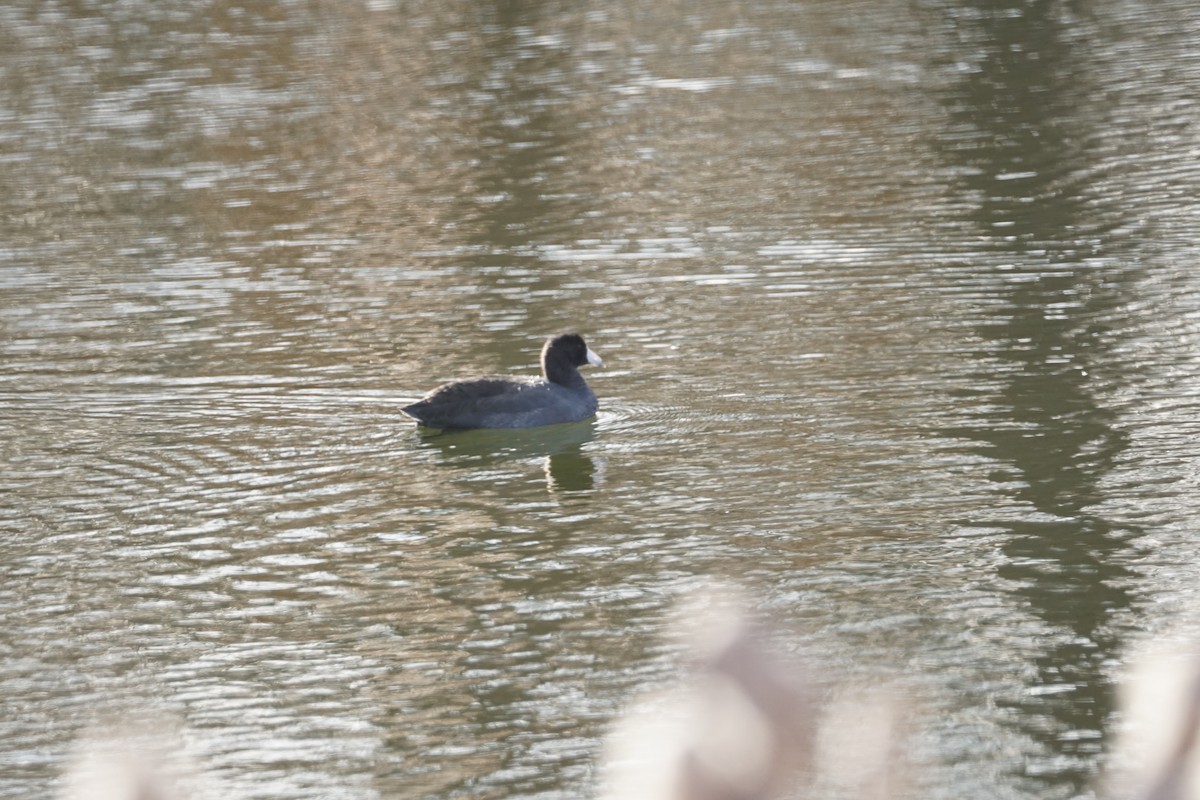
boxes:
[933,1,1141,795]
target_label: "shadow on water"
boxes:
[932,2,1141,794]
[414,420,601,491]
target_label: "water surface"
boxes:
[5,1,1200,799]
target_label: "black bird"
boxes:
[402,333,603,429]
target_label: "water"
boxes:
[5,1,1200,798]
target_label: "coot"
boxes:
[402,333,603,429]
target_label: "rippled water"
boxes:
[6,1,1200,798]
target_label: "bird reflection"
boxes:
[414,419,602,491]
[544,449,605,493]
